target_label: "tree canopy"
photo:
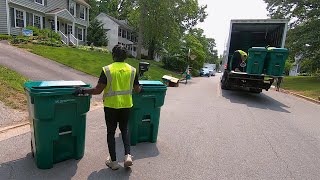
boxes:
[87,0,218,69]
[264,0,320,74]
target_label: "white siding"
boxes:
[96,14,119,51]
[0,0,8,34]
[47,0,68,12]
[9,0,47,12]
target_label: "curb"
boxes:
[0,122,29,133]
[276,88,320,105]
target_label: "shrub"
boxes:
[37,29,61,42]
[140,74,151,80]
[11,36,30,44]
[0,34,12,40]
[25,26,40,36]
[162,55,188,72]
[77,45,109,53]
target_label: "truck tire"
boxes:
[221,72,231,90]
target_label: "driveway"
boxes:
[0,41,102,101]
[1,73,320,179]
[0,41,102,127]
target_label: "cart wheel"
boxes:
[31,140,34,157]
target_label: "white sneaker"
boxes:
[105,157,121,170]
[124,154,133,167]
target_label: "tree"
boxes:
[129,0,207,59]
[88,0,100,21]
[87,19,108,47]
[264,0,320,73]
[98,0,135,19]
[189,28,218,64]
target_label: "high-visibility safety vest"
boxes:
[236,50,248,61]
[102,62,136,109]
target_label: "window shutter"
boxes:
[29,13,33,26]
[76,4,80,18]
[83,28,86,42]
[75,27,78,38]
[44,0,47,6]
[26,12,29,26]
[10,8,14,27]
[42,17,45,28]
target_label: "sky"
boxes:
[197,0,269,55]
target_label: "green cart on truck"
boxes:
[24,81,91,169]
[221,19,290,93]
[221,47,289,93]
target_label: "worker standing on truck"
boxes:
[232,50,248,72]
[74,45,142,170]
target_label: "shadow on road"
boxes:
[114,135,160,161]
[87,137,159,179]
[87,167,132,180]
[221,89,290,113]
[0,153,78,180]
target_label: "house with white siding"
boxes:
[96,13,149,58]
[0,0,90,45]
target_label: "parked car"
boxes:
[200,67,212,77]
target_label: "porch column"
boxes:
[72,22,75,35]
[54,15,58,33]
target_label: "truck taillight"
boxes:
[224,64,228,70]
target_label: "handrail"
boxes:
[69,34,78,46]
[58,31,68,45]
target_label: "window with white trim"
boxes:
[118,28,122,37]
[35,0,44,5]
[78,28,83,41]
[15,9,25,28]
[33,14,42,29]
[67,24,73,34]
[122,29,127,38]
[69,1,75,16]
[80,5,85,20]
[128,31,131,41]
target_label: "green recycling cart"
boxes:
[246,47,268,75]
[24,81,91,169]
[128,81,167,146]
[264,47,289,76]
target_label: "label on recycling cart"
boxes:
[39,81,86,87]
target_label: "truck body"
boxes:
[221,19,289,93]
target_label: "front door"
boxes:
[67,24,73,35]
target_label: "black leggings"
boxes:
[104,107,131,161]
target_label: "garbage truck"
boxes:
[221,19,289,93]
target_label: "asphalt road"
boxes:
[0,73,320,179]
[1,42,320,179]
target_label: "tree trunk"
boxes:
[137,0,147,60]
[148,39,155,60]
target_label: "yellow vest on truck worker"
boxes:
[102,62,136,109]
[237,50,248,61]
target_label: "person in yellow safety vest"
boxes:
[232,50,248,72]
[74,45,142,170]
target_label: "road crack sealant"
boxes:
[246,106,296,180]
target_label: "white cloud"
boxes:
[197,0,268,55]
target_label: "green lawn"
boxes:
[282,76,320,100]
[0,65,28,110]
[18,44,180,80]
